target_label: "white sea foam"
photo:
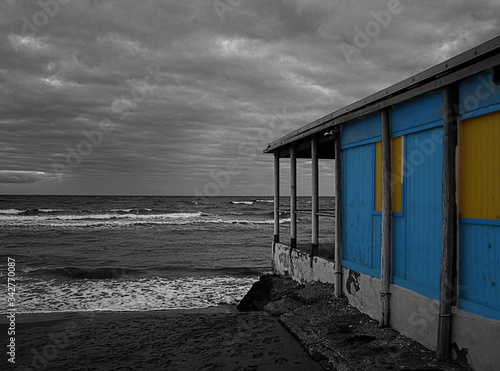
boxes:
[164,212,203,218]
[0,208,62,214]
[110,208,153,213]
[0,211,288,228]
[230,201,254,205]
[0,209,22,214]
[10,276,257,313]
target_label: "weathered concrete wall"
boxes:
[271,243,336,285]
[342,267,381,322]
[451,307,500,371]
[389,285,439,351]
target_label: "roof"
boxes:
[264,36,500,154]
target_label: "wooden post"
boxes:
[311,137,319,259]
[274,151,280,245]
[334,133,343,297]
[437,84,458,360]
[290,144,297,249]
[380,108,392,327]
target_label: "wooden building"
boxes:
[264,37,500,370]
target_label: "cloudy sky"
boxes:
[1,0,499,196]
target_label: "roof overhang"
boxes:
[264,36,500,155]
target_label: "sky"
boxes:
[1,0,499,196]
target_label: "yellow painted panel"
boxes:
[458,110,500,220]
[374,137,402,212]
[375,141,382,211]
[391,136,402,213]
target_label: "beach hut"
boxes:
[264,36,500,370]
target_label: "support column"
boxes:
[311,137,319,258]
[437,84,458,361]
[334,133,343,297]
[274,151,280,245]
[380,109,392,327]
[290,145,297,249]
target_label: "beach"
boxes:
[2,274,472,370]
[0,196,330,370]
[2,306,323,371]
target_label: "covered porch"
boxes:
[266,129,342,291]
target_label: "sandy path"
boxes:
[2,307,323,371]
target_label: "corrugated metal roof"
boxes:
[263,36,500,154]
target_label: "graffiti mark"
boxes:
[346,270,360,295]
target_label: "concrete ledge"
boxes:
[272,242,336,285]
[255,275,467,370]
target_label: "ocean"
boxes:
[0,195,333,314]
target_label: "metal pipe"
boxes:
[274,151,280,244]
[437,84,458,360]
[311,137,319,259]
[290,145,297,249]
[380,108,392,327]
[334,133,343,297]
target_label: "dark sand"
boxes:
[2,306,324,370]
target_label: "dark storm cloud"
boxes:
[0,170,50,184]
[0,0,499,195]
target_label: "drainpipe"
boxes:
[334,132,343,297]
[437,84,458,360]
[290,144,297,249]
[311,137,319,264]
[380,108,392,327]
[273,151,280,248]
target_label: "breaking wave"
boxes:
[25,266,264,280]
[0,210,289,228]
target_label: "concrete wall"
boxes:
[451,306,500,371]
[389,284,439,351]
[272,243,336,285]
[342,267,381,322]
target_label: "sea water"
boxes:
[0,195,333,313]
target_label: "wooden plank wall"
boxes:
[458,108,500,319]
[341,114,381,278]
[387,90,444,300]
[342,144,380,276]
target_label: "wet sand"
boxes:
[1,306,323,370]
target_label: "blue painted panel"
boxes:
[341,144,378,272]
[341,112,381,148]
[392,128,443,297]
[372,214,381,272]
[459,221,500,313]
[458,300,500,321]
[461,218,500,227]
[392,90,444,136]
[459,71,500,119]
[343,261,381,279]
[393,277,440,301]
[392,215,406,278]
